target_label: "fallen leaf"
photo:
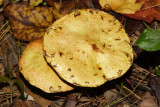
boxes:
[46,0,75,19]
[135,28,160,51]
[30,0,43,9]
[80,0,92,9]
[4,2,54,41]
[107,11,141,35]
[140,92,158,107]
[62,94,78,107]
[125,18,141,35]
[52,8,64,19]
[99,0,143,14]
[46,0,93,19]
[148,76,160,106]
[0,0,2,5]
[103,89,117,100]
[92,0,101,9]
[10,99,41,107]
[125,0,160,23]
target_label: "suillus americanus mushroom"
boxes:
[43,9,133,87]
[19,39,74,93]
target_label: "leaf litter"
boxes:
[125,0,160,23]
[0,0,160,107]
[4,2,54,41]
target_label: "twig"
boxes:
[0,26,11,41]
[0,95,4,104]
[58,0,62,11]
[142,21,150,29]
[125,78,134,89]
[0,21,9,31]
[142,4,160,10]
[9,81,13,104]
[130,98,140,107]
[0,33,12,44]
[6,39,19,63]
[133,64,156,76]
[6,49,13,70]
[0,44,21,54]
[77,102,91,107]
[129,76,147,84]
[105,71,149,107]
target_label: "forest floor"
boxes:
[0,0,160,107]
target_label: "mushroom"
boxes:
[19,39,74,93]
[43,9,133,87]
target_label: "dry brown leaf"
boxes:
[30,0,43,9]
[80,0,92,9]
[25,88,52,107]
[92,0,101,9]
[140,92,158,107]
[0,0,2,5]
[4,2,54,41]
[149,76,160,106]
[52,8,64,19]
[125,0,160,23]
[62,94,78,107]
[103,89,117,100]
[46,0,93,19]
[99,0,143,14]
[10,99,41,107]
[46,0,75,19]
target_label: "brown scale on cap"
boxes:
[101,16,104,20]
[99,67,102,70]
[68,68,72,72]
[74,11,81,17]
[58,26,62,30]
[118,70,123,76]
[92,44,99,52]
[94,74,98,76]
[102,75,107,80]
[59,52,63,57]
[85,81,89,84]
[70,75,74,79]
[89,10,94,14]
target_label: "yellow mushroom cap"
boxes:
[19,39,74,93]
[43,9,133,87]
